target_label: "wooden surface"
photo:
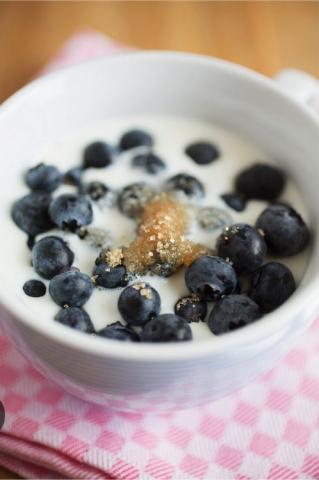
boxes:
[0,1,318,478]
[0,1,318,103]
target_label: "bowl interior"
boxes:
[0,52,318,359]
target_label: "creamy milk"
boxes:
[15,115,311,341]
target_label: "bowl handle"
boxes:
[274,69,319,110]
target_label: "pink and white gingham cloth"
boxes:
[1,31,319,479]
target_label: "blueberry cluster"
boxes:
[12,127,311,342]
[167,198,307,333]
[12,130,161,338]
[186,202,309,333]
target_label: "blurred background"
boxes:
[0,1,318,104]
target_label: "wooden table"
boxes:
[0,1,318,477]
[0,1,318,104]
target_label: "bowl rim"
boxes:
[1,50,318,362]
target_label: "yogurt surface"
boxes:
[14,114,311,341]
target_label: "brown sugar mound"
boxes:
[119,193,209,274]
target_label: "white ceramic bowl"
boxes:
[0,52,318,412]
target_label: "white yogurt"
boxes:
[15,115,311,340]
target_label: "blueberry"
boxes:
[83,141,113,169]
[118,282,161,326]
[185,255,237,301]
[23,279,46,297]
[185,142,220,165]
[93,262,128,288]
[11,192,54,236]
[149,262,176,277]
[82,181,115,203]
[119,129,153,151]
[97,321,140,342]
[197,207,233,231]
[118,182,154,218]
[132,153,166,175]
[174,294,207,323]
[64,167,83,187]
[221,193,247,212]
[208,294,262,335]
[256,204,310,256]
[249,262,296,313]
[142,314,192,342]
[25,163,62,193]
[49,194,93,231]
[55,307,94,333]
[49,270,93,307]
[235,163,285,201]
[165,173,205,199]
[216,224,267,274]
[32,236,74,280]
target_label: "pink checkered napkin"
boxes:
[1,31,319,480]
